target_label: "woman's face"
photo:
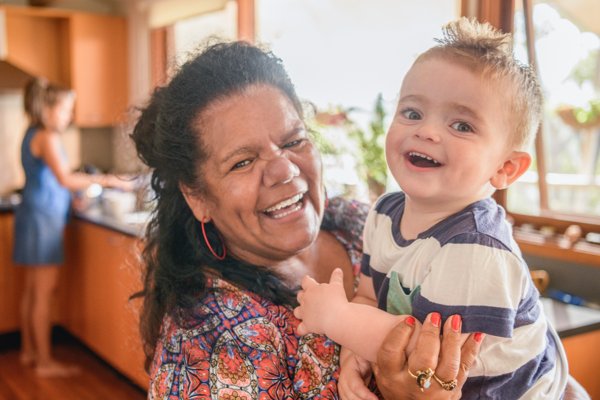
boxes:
[187,85,324,266]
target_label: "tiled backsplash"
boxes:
[0,93,27,195]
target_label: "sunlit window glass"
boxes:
[509,1,600,217]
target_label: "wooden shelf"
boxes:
[514,228,600,267]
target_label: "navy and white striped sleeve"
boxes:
[412,233,531,337]
[359,197,383,278]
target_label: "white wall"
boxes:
[0,92,27,195]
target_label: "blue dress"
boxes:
[13,127,71,266]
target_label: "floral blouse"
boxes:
[148,197,370,400]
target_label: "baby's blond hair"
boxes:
[417,17,542,151]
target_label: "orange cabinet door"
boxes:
[1,7,70,87]
[0,213,25,334]
[61,220,147,389]
[69,13,128,127]
[562,330,600,399]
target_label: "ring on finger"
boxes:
[433,374,458,391]
[407,367,434,391]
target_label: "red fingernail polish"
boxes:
[406,316,415,326]
[431,313,441,327]
[475,332,484,343]
[452,315,461,331]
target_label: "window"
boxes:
[486,0,600,264]
[508,1,600,220]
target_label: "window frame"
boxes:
[463,0,600,266]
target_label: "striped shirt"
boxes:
[361,192,568,399]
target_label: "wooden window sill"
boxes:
[514,228,600,266]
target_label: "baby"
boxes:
[295,18,568,400]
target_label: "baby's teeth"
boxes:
[409,151,440,164]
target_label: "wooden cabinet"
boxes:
[61,219,148,389]
[0,214,147,388]
[0,9,70,86]
[562,330,600,399]
[69,13,128,126]
[0,213,25,334]
[0,6,128,127]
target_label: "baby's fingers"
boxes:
[340,382,377,400]
[339,367,377,400]
[297,289,305,304]
[300,274,318,291]
[293,305,303,320]
[296,321,309,336]
[329,268,344,285]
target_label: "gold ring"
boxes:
[433,374,458,391]
[407,367,434,391]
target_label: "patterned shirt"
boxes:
[148,197,370,400]
[361,192,568,400]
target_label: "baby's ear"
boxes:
[179,183,211,222]
[490,151,532,190]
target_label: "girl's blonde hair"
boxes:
[417,17,542,151]
[24,78,76,129]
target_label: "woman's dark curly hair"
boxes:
[130,41,302,370]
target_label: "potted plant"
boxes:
[346,94,388,203]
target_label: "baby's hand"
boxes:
[294,268,348,336]
[338,351,377,400]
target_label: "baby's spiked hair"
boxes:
[418,17,542,151]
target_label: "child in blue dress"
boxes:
[14,78,131,377]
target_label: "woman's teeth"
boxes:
[263,193,304,213]
[408,151,440,164]
[271,202,302,219]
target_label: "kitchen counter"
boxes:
[0,204,15,213]
[0,194,20,213]
[73,207,147,237]
[542,297,600,338]
[0,201,146,237]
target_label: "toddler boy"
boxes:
[294,18,568,400]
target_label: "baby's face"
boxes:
[386,56,513,209]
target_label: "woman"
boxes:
[14,78,131,377]
[132,42,587,400]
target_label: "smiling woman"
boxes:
[130,41,484,400]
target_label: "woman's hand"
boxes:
[372,313,483,400]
